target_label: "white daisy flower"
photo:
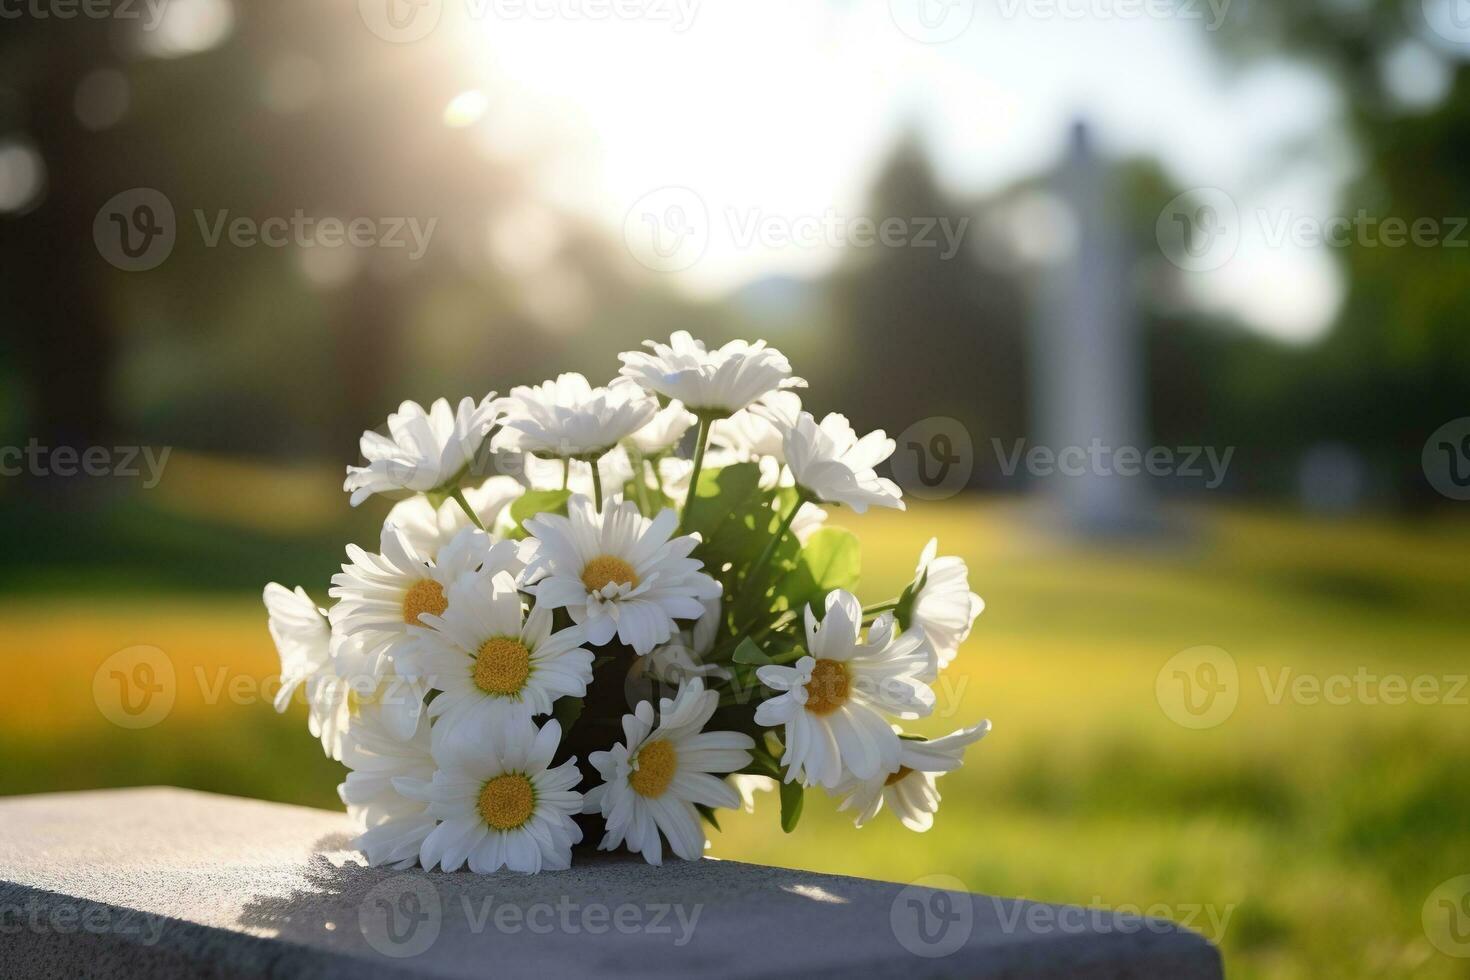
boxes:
[514,447,636,499]
[618,331,806,415]
[417,716,584,874]
[584,679,754,865]
[653,455,694,500]
[338,705,436,868]
[632,597,731,698]
[784,411,904,514]
[303,670,354,761]
[790,500,830,544]
[834,721,991,832]
[627,400,696,456]
[385,477,525,558]
[648,450,742,501]
[494,373,657,460]
[521,495,722,655]
[262,583,333,715]
[902,538,985,676]
[688,593,722,654]
[729,773,777,814]
[754,590,934,789]
[344,396,500,507]
[329,523,521,667]
[263,583,374,758]
[326,631,434,751]
[634,640,731,692]
[410,570,594,737]
[710,390,803,485]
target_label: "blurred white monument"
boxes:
[1030,121,1154,535]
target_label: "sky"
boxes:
[42,0,1442,343]
[439,0,1360,342]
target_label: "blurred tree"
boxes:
[0,0,703,473]
[0,19,118,451]
[1208,1,1470,504]
[826,135,1028,487]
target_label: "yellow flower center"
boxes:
[401,578,447,625]
[804,659,850,716]
[474,637,532,695]
[478,773,535,830]
[885,766,913,786]
[628,739,677,799]
[581,554,640,593]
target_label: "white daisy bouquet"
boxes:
[263,332,990,873]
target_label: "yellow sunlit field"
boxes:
[3,498,1468,979]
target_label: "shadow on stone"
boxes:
[0,787,1223,979]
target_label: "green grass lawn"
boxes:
[3,495,1467,978]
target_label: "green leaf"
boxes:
[695,803,721,831]
[741,749,782,780]
[894,566,926,630]
[694,460,760,504]
[779,779,804,833]
[425,462,472,506]
[507,489,572,539]
[723,488,808,625]
[731,637,773,666]
[772,526,862,614]
[551,695,584,733]
[685,462,763,542]
[799,527,862,591]
[622,479,673,514]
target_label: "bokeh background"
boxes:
[3,1,1469,977]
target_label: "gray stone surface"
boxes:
[0,787,1222,979]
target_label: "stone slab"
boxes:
[0,787,1222,979]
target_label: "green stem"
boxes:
[742,490,808,601]
[630,449,655,516]
[561,459,570,491]
[735,614,797,655]
[590,458,604,511]
[449,487,485,531]
[678,415,712,533]
[862,599,899,616]
[722,609,798,656]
